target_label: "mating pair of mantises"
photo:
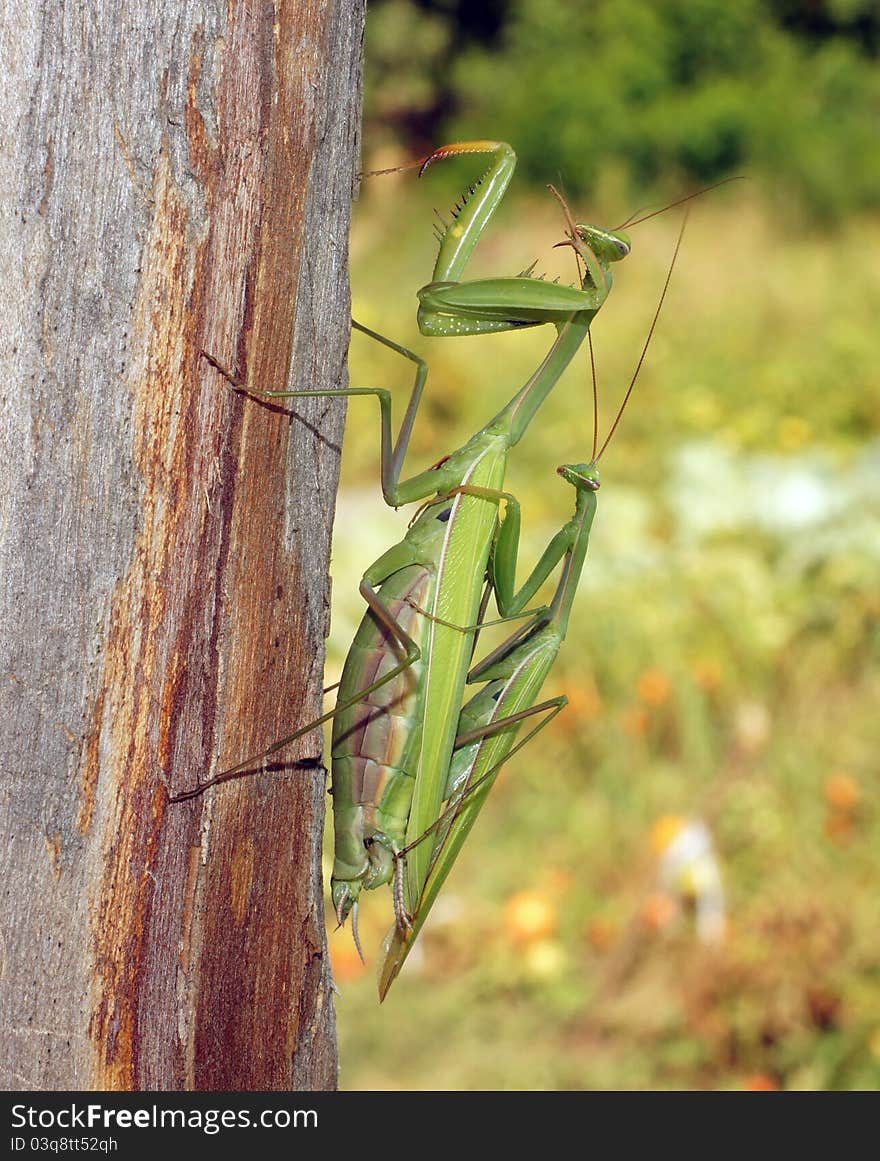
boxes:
[173,140,708,999]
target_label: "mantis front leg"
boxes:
[375,140,629,337]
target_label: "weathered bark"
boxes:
[0,0,365,1090]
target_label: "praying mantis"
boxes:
[174,140,627,931]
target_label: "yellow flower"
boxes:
[523,939,565,980]
[650,814,687,854]
[505,889,557,943]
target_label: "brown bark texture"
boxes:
[0,0,365,1090]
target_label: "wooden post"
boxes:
[0,0,365,1090]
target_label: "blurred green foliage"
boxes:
[364,0,880,220]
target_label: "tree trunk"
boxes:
[0,0,364,1091]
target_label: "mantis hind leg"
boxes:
[168,571,425,802]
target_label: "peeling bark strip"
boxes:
[0,1,365,1090]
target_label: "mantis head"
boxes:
[573,224,631,270]
[547,184,630,291]
[557,462,601,492]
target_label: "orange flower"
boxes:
[743,1073,780,1092]
[542,867,574,897]
[637,668,672,707]
[566,680,603,722]
[824,772,861,812]
[328,927,367,983]
[505,889,558,943]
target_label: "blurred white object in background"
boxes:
[653,816,726,943]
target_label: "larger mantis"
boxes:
[173,142,631,957]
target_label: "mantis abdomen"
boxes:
[329,565,430,897]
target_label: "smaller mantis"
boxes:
[378,217,687,997]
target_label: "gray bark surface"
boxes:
[0,0,365,1090]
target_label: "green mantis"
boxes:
[173,141,630,965]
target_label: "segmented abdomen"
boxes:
[330,565,432,881]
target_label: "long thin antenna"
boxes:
[615,177,743,231]
[595,209,689,463]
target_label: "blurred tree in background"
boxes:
[364,0,880,219]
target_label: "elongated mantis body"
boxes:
[378,222,687,997]
[173,142,630,942]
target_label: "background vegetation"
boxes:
[325,0,879,1089]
